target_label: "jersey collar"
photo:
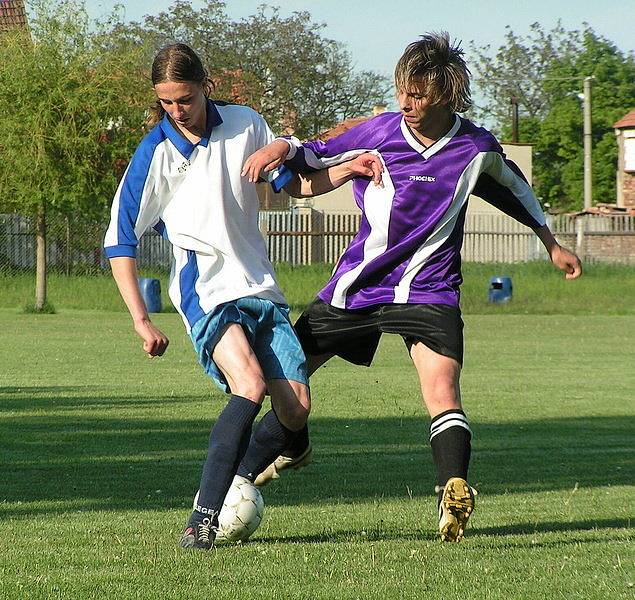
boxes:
[161,99,223,159]
[400,113,461,159]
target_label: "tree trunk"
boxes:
[35,203,47,311]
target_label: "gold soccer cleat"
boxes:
[437,477,475,542]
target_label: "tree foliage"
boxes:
[108,0,391,138]
[0,0,149,306]
[470,23,635,210]
[0,0,149,220]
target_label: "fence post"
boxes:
[575,215,585,260]
[310,209,324,265]
[259,213,269,249]
[35,204,47,310]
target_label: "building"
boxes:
[614,109,635,209]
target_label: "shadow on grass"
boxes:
[473,518,632,539]
[254,517,631,546]
[1,389,633,520]
[252,529,437,545]
[0,386,96,395]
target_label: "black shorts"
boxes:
[294,299,464,366]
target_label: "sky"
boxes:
[84,0,634,112]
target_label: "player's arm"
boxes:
[284,152,383,198]
[104,142,169,355]
[474,152,581,279]
[243,117,378,183]
[242,139,290,183]
[109,256,169,357]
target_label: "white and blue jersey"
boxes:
[283,112,546,310]
[104,100,290,332]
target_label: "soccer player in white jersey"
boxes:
[242,32,582,542]
[104,43,379,549]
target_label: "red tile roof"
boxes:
[614,109,635,129]
[0,0,28,31]
[317,116,371,141]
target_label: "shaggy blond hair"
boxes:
[394,32,472,113]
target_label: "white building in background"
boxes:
[614,109,635,209]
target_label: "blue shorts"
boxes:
[189,297,309,394]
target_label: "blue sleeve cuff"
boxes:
[269,165,294,193]
[104,245,137,259]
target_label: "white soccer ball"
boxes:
[192,475,264,543]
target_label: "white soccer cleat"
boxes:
[253,445,313,487]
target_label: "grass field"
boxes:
[2,261,635,314]
[1,307,633,599]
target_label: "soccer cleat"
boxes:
[179,516,217,550]
[437,477,475,542]
[253,445,313,487]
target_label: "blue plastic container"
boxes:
[488,276,512,303]
[138,277,162,313]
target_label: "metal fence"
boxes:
[258,210,635,265]
[2,210,634,273]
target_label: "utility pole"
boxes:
[510,96,519,143]
[583,76,593,210]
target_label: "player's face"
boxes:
[397,80,443,131]
[154,81,207,132]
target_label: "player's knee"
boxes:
[276,390,310,431]
[280,403,310,431]
[231,374,267,404]
[423,377,461,410]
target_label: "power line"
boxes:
[473,76,585,82]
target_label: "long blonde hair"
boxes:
[394,32,472,113]
[148,43,214,126]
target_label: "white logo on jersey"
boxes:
[409,175,436,182]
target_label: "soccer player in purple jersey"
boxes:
[241,32,582,542]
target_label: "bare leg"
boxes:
[409,341,473,542]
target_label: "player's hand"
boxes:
[241,139,290,183]
[550,244,582,279]
[134,318,169,357]
[346,153,384,187]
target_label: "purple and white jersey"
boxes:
[283,112,546,310]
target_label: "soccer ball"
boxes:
[192,475,265,543]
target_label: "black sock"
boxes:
[429,409,472,496]
[236,409,301,482]
[284,423,310,459]
[193,395,261,523]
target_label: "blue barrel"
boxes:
[488,276,512,303]
[138,277,162,313]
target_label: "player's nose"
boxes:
[397,93,410,111]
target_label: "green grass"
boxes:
[1,261,634,314]
[1,310,633,599]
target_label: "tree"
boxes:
[109,1,391,138]
[0,0,149,310]
[470,23,635,210]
